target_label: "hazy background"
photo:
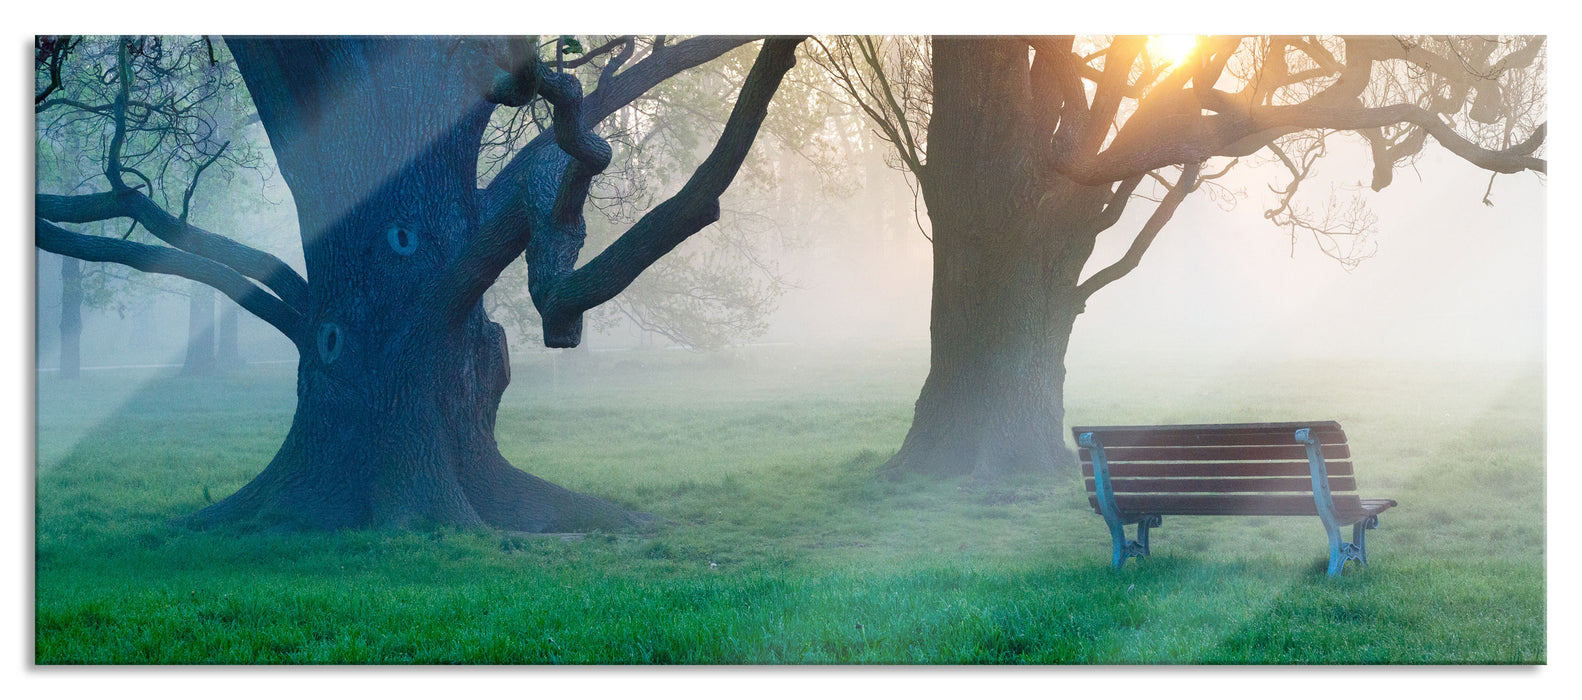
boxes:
[33,136,1545,375]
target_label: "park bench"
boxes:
[1071,421,1396,576]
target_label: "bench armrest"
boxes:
[1080,432,1125,524]
[1295,428,1345,532]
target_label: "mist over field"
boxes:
[36,139,1543,375]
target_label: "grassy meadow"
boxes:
[33,345,1546,664]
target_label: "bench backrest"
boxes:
[1071,421,1359,517]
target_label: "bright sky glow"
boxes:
[1147,34,1199,66]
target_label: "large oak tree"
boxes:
[816,35,1546,479]
[35,35,803,531]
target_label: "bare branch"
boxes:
[810,36,923,175]
[38,189,310,313]
[582,36,764,125]
[563,36,632,71]
[34,35,79,105]
[1077,160,1202,299]
[179,141,229,223]
[856,36,924,171]
[1084,174,1144,234]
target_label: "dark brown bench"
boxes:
[1072,421,1396,576]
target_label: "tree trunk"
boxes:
[881,205,1099,480]
[59,255,82,380]
[182,282,216,376]
[217,299,243,370]
[185,303,641,531]
[882,37,1109,481]
[184,38,645,532]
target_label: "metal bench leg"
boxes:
[1105,513,1129,569]
[1325,519,1347,576]
[1109,515,1160,569]
[1352,516,1378,566]
[1082,432,1157,570]
[1135,514,1161,558]
[1326,517,1376,576]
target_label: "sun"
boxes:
[1147,34,1199,67]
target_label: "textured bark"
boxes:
[185,303,642,531]
[176,36,798,531]
[179,38,642,531]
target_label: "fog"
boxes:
[1069,145,1545,367]
[35,135,1543,376]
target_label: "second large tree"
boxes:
[819,35,1545,479]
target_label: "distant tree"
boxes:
[36,35,804,531]
[36,35,272,376]
[815,35,1545,479]
[56,256,82,378]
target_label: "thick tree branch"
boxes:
[1083,36,1144,154]
[1051,96,1545,186]
[447,48,619,319]
[475,36,758,264]
[1077,161,1201,299]
[37,189,311,313]
[464,35,767,330]
[538,70,614,223]
[1027,38,1068,134]
[535,37,804,346]
[1030,36,1092,170]
[106,37,133,190]
[37,218,304,341]
[598,37,636,86]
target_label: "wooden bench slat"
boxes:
[1359,498,1398,514]
[1086,493,1368,518]
[1070,428,1346,448]
[1085,476,1358,493]
[1086,494,1395,522]
[1083,460,1355,478]
[1071,421,1344,447]
[1080,444,1350,462]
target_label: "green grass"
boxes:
[34,346,1546,664]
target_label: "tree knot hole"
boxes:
[388,225,418,256]
[317,322,343,364]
